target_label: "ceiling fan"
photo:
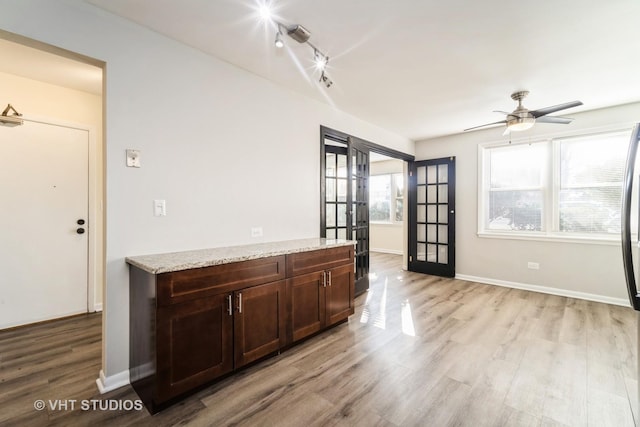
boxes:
[464,91,583,134]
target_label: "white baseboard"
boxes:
[370,248,403,255]
[91,303,103,312]
[96,369,129,394]
[455,274,631,307]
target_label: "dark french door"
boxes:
[321,131,370,295]
[408,157,456,277]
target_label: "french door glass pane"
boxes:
[438,184,448,203]
[417,167,426,185]
[337,179,347,202]
[326,178,336,202]
[326,204,336,227]
[427,224,437,242]
[417,224,426,241]
[427,244,437,262]
[418,186,426,203]
[438,245,448,264]
[427,185,437,203]
[438,164,448,183]
[438,205,448,224]
[420,205,429,222]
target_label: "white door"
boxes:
[0,120,89,329]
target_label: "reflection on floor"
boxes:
[1,252,636,426]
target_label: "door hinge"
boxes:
[409,170,413,177]
[409,255,413,262]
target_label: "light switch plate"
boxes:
[126,149,141,168]
[154,200,166,217]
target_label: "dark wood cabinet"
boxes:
[287,246,355,342]
[129,243,354,413]
[233,280,286,368]
[156,293,233,402]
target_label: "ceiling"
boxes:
[7,1,640,141]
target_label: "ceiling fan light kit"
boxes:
[464,90,583,134]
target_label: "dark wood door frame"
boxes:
[320,126,414,295]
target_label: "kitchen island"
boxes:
[126,238,355,413]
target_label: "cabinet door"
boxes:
[234,280,286,368]
[287,271,326,342]
[156,293,233,402]
[326,263,355,326]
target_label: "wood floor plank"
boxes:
[0,253,636,426]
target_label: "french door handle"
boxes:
[237,293,242,313]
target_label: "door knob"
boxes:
[77,228,85,234]
[77,219,85,225]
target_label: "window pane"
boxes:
[488,190,542,231]
[559,133,626,234]
[490,143,546,189]
[369,175,391,221]
[395,199,404,222]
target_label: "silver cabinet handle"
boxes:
[237,292,242,313]
[227,294,232,316]
[322,271,327,287]
[328,271,332,287]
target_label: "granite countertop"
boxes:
[125,238,355,274]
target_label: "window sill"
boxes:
[477,230,621,246]
[371,221,403,227]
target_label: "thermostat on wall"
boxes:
[126,149,141,168]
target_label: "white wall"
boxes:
[0,0,413,389]
[415,102,640,305]
[370,159,404,254]
[0,70,103,309]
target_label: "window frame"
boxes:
[478,127,632,245]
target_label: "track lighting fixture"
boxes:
[270,18,334,88]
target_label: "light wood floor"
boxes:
[1,252,637,426]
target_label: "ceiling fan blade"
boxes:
[535,115,573,125]
[464,120,507,132]
[493,110,512,115]
[531,100,583,118]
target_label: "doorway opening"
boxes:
[0,31,105,328]
[320,126,414,296]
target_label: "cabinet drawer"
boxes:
[286,246,354,277]
[157,255,286,305]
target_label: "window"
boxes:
[480,130,629,239]
[370,173,404,223]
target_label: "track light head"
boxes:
[314,50,327,71]
[274,31,284,48]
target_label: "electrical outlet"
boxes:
[251,227,263,238]
[527,262,540,270]
[126,149,141,168]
